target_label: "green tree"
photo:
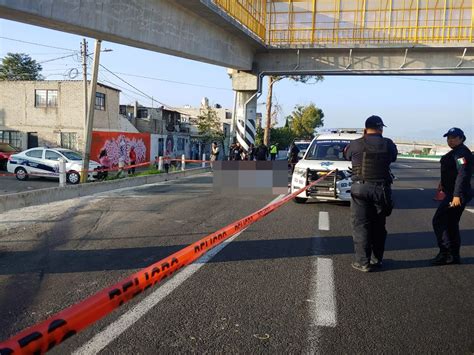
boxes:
[289,103,324,139]
[264,75,323,145]
[270,126,295,149]
[197,107,224,145]
[0,53,43,80]
[255,126,264,146]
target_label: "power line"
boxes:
[100,78,152,103]
[0,36,76,52]
[38,53,77,64]
[0,51,74,56]
[98,66,202,116]
[390,76,473,86]
[114,71,232,91]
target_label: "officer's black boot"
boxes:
[446,250,461,265]
[431,251,449,265]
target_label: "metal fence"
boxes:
[213,0,473,47]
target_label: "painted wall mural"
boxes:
[91,131,150,166]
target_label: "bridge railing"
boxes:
[213,0,266,40]
[213,0,473,47]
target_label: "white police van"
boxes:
[290,128,364,203]
[7,147,101,184]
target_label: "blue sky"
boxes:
[1,19,472,147]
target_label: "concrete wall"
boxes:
[0,80,123,151]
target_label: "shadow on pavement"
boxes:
[372,257,474,272]
[393,188,474,210]
[1,230,472,275]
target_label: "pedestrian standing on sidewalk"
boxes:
[248,143,256,161]
[128,146,137,175]
[98,149,110,180]
[164,150,171,174]
[431,127,473,265]
[256,143,269,161]
[210,142,219,168]
[270,143,278,160]
[288,142,300,174]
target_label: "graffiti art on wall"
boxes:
[91,132,150,166]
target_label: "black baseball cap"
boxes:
[443,127,465,138]
[365,115,387,129]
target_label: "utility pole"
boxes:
[264,76,276,146]
[81,38,88,138]
[81,39,101,183]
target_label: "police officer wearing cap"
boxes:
[431,127,473,265]
[344,115,398,272]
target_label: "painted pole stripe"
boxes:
[0,170,335,354]
[318,211,330,231]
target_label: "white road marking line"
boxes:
[318,211,330,231]
[306,239,337,354]
[314,258,337,327]
[395,163,412,168]
[73,194,285,354]
[466,208,474,214]
[418,188,425,191]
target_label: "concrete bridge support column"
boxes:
[230,70,258,153]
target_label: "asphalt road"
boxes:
[0,164,203,196]
[0,175,60,195]
[0,159,473,353]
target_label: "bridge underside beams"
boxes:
[0,0,257,70]
[255,47,474,75]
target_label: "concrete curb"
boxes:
[0,167,211,214]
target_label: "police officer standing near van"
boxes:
[431,127,472,265]
[344,115,398,272]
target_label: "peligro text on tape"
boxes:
[0,170,335,354]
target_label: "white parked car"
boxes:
[291,129,364,203]
[7,147,101,184]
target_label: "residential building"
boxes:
[120,103,192,159]
[179,99,232,158]
[0,80,137,152]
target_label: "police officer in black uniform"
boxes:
[431,127,473,265]
[344,115,398,272]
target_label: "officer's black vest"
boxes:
[353,137,391,182]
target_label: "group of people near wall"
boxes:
[227,142,280,161]
[96,146,138,179]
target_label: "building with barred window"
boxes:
[0,80,137,152]
[120,103,192,159]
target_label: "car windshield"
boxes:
[0,143,17,152]
[305,140,350,161]
[295,143,310,151]
[60,150,83,161]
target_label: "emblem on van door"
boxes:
[320,162,334,167]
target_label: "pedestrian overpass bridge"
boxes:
[1,0,472,148]
[1,0,472,74]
